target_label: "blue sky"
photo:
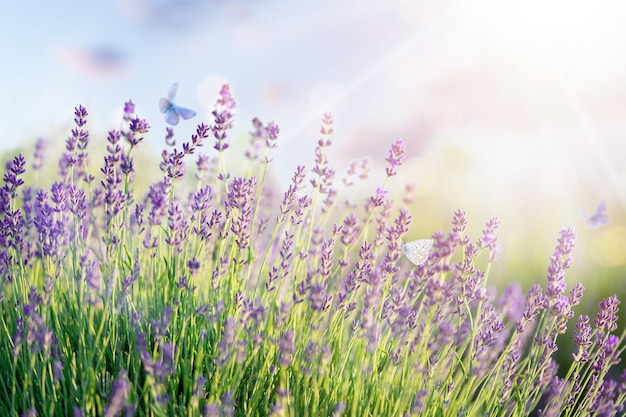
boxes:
[0,0,416,156]
[3,0,626,269]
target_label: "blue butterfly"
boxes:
[579,200,609,228]
[159,83,197,126]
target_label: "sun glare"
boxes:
[472,0,623,65]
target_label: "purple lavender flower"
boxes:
[137,322,175,407]
[477,217,501,262]
[290,195,312,226]
[594,295,620,332]
[203,403,220,417]
[195,153,212,181]
[278,329,296,367]
[216,316,240,367]
[123,100,135,122]
[498,283,525,323]
[22,408,37,417]
[279,165,306,222]
[165,202,189,248]
[146,183,168,226]
[221,391,236,417]
[516,284,547,334]
[81,249,103,305]
[358,269,386,352]
[165,126,175,146]
[160,148,185,184]
[120,252,140,299]
[343,157,370,193]
[212,84,236,152]
[538,376,566,417]
[385,138,405,177]
[191,122,210,149]
[127,117,150,147]
[32,138,46,171]
[340,214,359,247]
[390,217,417,275]
[59,106,89,181]
[401,183,415,206]
[68,185,87,221]
[13,287,60,360]
[0,156,27,261]
[246,117,280,162]
[311,114,336,200]
[33,187,70,259]
[101,129,126,227]
[151,307,172,341]
[226,177,256,251]
[187,257,201,275]
[2,153,26,204]
[370,187,387,207]
[546,227,576,303]
[104,371,130,417]
[333,402,346,416]
[119,153,134,177]
[267,231,295,293]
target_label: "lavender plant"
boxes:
[0,88,625,417]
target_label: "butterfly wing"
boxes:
[159,97,171,113]
[402,239,433,266]
[160,83,194,125]
[593,200,607,216]
[174,105,196,120]
[167,82,179,101]
[580,201,608,228]
[590,214,609,227]
[164,108,180,126]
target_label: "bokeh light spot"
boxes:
[591,227,626,267]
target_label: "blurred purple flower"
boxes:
[165,202,189,248]
[477,217,500,262]
[572,315,592,363]
[333,402,346,417]
[278,330,296,367]
[212,84,236,152]
[104,371,130,417]
[13,287,60,360]
[227,177,256,250]
[246,117,280,162]
[151,307,172,341]
[385,138,405,177]
[32,138,46,171]
[311,114,336,201]
[370,187,387,207]
[123,100,135,121]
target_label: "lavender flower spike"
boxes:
[104,371,130,417]
[212,84,237,152]
[385,138,405,177]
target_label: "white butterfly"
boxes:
[159,82,197,126]
[578,200,608,228]
[402,238,433,266]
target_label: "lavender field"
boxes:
[0,85,625,416]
